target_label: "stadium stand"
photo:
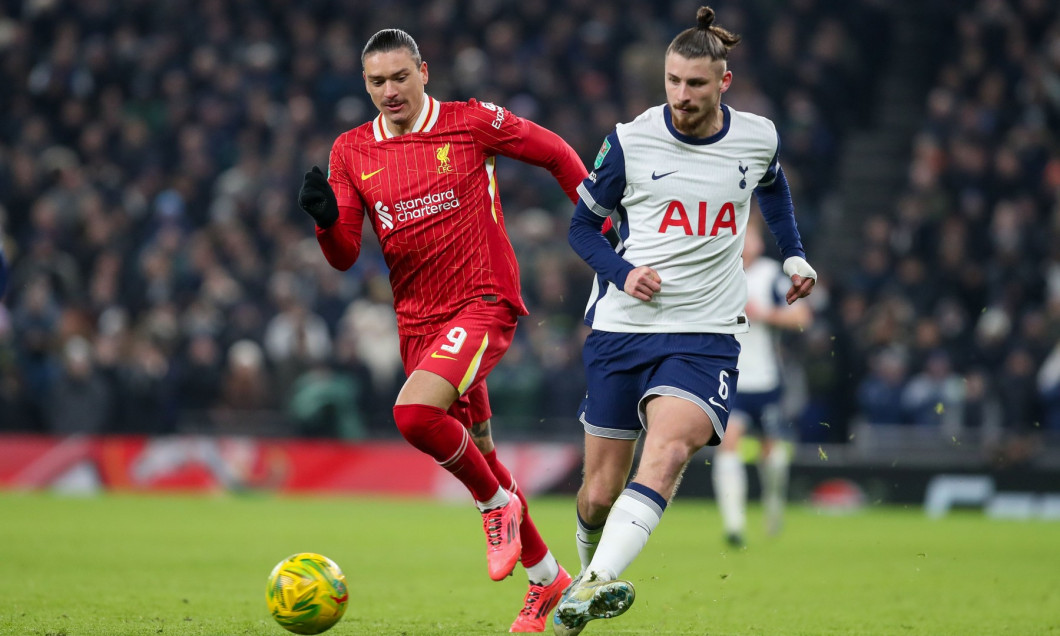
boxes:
[0,1,1056,465]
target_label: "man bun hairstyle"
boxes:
[667,6,741,61]
[362,28,422,67]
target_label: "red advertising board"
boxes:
[0,434,581,497]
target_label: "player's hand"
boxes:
[782,256,817,304]
[623,266,661,301]
[298,166,339,228]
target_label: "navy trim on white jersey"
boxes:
[758,131,781,187]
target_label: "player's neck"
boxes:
[683,106,724,138]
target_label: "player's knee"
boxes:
[392,403,448,449]
[657,438,701,473]
[581,480,623,518]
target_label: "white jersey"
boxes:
[736,256,789,393]
[577,103,780,333]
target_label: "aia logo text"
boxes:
[658,200,737,236]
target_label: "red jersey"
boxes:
[317,96,586,336]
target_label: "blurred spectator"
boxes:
[288,363,367,439]
[857,347,909,426]
[900,350,964,431]
[217,339,274,412]
[961,368,1003,447]
[47,336,112,434]
[262,270,332,391]
[1040,342,1060,432]
[174,332,224,422]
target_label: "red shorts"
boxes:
[399,300,518,427]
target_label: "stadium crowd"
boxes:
[0,0,1056,458]
[842,0,1060,460]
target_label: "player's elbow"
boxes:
[323,250,359,272]
[567,222,583,251]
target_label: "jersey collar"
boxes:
[663,103,730,145]
[373,94,441,141]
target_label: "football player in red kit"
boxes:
[297,28,603,632]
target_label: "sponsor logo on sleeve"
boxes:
[593,139,611,170]
[478,101,506,129]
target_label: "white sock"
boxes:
[525,550,559,585]
[759,446,790,534]
[713,450,746,535]
[475,486,510,512]
[586,484,666,580]
[576,512,603,576]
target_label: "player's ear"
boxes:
[720,69,733,93]
[420,61,428,86]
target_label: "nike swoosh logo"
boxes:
[361,167,385,180]
[651,170,677,180]
[631,520,652,535]
[430,352,457,360]
[708,397,729,413]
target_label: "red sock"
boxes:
[484,448,547,568]
[393,404,500,502]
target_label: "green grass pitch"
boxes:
[1,492,1057,635]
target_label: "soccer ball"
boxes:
[266,552,349,634]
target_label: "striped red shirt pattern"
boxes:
[316,97,585,336]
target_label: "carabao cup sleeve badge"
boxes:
[593,138,611,170]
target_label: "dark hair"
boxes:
[666,6,741,61]
[361,29,422,67]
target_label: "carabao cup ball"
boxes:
[266,552,349,634]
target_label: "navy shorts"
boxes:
[731,388,790,439]
[577,331,740,445]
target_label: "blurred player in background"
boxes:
[555,7,817,634]
[296,28,610,631]
[712,217,813,548]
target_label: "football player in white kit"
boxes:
[554,7,817,634]
[712,219,813,549]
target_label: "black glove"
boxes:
[298,166,339,228]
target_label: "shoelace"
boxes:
[484,509,504,547]
[519,588,542,616]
